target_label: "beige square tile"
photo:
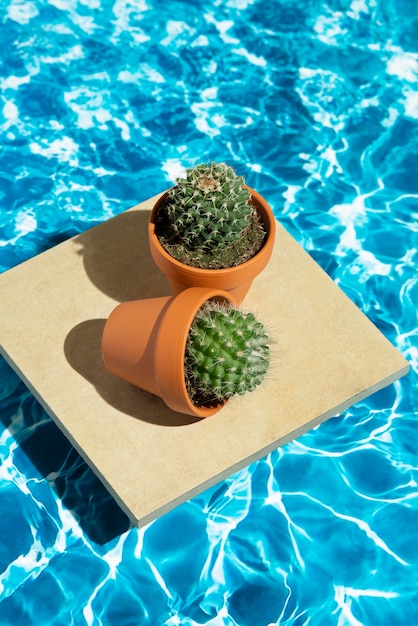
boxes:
[0,193,409,527]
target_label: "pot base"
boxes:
[102,297,170,397]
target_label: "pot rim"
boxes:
[155,287,238,417]
[148,185,276,280]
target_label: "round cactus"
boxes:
[185,301,270,406]
[155,162,266,269]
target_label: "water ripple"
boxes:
[0,1,417,624]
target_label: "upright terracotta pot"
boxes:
[148,186,276,304]
[102,287,237,418]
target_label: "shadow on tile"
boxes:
[64,318,201,427]
[73,209,169,302]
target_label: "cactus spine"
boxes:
[185,301,270,406]
[155,162,266,269]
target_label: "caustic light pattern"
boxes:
[0,0,417,624]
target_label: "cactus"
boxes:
[185,301,270,406]
[155,162,266,269]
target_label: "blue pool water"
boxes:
[0,0,417,623]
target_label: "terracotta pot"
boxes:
[102,287,237,417]
[148,186,276,304]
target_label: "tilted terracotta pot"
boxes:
[148,186,276,304]
[102,287,237,418]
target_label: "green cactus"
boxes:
[185,301,270,406]
[155,162,266,269]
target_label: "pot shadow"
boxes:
[64,319,201,427]
[73,209,169,302]
[65,205,201,426]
